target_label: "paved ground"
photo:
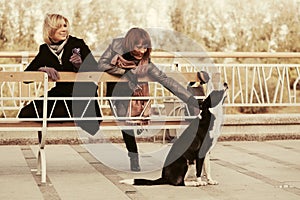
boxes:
[0,140,299,200]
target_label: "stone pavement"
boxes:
[0,140,299,200]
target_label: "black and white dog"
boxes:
[120,83,228,186]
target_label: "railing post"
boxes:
[211,72,221,89]
[21,51,29,71]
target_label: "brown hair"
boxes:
[123,27,152,60]
[43,13,70,44]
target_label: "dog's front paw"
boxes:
[196,177,208,186]
[207,179,219,185]
[185,181,203,187]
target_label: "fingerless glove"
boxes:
[197,71,210,85]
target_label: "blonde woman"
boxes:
[19,13,101,135]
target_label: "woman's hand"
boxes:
[198,71,210,85]
[69,53,82,69]
[38,67,60,81]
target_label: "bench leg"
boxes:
[38,130,42,144]
[37,130,47,183]
[37,148,47,183]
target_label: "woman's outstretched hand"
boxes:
[198,71,210,85]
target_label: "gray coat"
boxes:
[98,38,197,117]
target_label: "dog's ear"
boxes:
[201,83,228,109]
[207,83,228,108]
[208,90,226,108]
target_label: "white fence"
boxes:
[176,63,300,106]
[1,51,300,139]
[1,51,300,109]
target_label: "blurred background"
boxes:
[0,0,299,54]
[0,0,299,115]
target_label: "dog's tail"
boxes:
[120,177,166,186]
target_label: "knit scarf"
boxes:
[110,54,148,77]
[47,37,69,65]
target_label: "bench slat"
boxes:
[0,71,46,82]
[56,72,198,83]
[0,120,189,127]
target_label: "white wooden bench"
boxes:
[0,71,205,183]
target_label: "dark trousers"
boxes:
[107,82,139,155]
[121,129,138,154]
[18,84,101,135]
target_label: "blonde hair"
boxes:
[43,14,69,44]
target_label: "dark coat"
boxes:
[98,38,197,117]
[25,35,98,95]
[19,36,101,135]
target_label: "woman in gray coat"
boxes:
[98,27,207,171]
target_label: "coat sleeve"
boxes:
[97,39,126,75]
[147,62,194,103]
[24,45,44,71]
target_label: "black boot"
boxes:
[128,152,141,172]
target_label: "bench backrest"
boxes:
[0,72,48,120]
[0,71,207,124]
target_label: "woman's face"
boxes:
[51,22,68,43]
[131,41,148,60]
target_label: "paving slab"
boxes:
[30,145,130,200]
[0,146,43,200]
[0,140,299,200]
[209,141,300,200]
[116,140,300,200]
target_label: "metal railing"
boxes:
[177,63,300,106]
[1,51,300,108]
